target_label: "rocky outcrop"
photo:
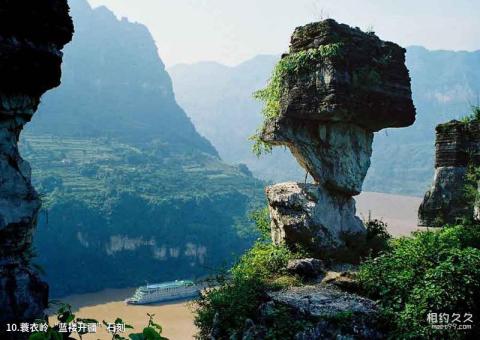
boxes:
[235,285,383,339]
[270,285,382,339]
[287,258,325,279]
[267,182,365,253]
[419,119,480,227]
[0,0,73,332]
[263,19,416,254]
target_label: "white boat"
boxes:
[125,280,199,305]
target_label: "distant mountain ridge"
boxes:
[169,46,480,195]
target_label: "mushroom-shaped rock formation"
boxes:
[257,19,416,256]
[0,0,73,332]
[419,118,480,227]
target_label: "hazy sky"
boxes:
[87,0,479,67]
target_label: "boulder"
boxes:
[267,182,365,254]
[287,258,325,279]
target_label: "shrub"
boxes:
[460,105,480,123]
[194,274,311,339]
[249,207,271,241]
[271,275,303,289]
[194,208,306,338]
[335,218,391,264]
[231,242,295,282]
[358,224,480,338]
[364,218,391,257]
[194,241,301,337]
[194,277,268,339]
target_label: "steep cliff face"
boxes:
[0,0,73,331]
[419,119,480,227]
[261,20,415,255]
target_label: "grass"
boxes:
[459,105,480,123]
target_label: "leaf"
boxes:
[149,321,162,333]
[143,327,162,340]
[29,333,48,340]
[129,333,145,340]
[66,314,75,323]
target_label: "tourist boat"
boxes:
[125,280,200,305]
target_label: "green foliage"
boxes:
[460,105,480,123]
[22,135,262,210]
[358,224,480,338]
[335,218,391,264]
[194,208,307,338]
[231,242,296,283]
[194,276,268,339]
[271,274,302,289]
[123,314,168,340]
[463,164,480,217]
[249,206,272,241]
[194,274,309,339]
[364,218,392,257]
[249,134,272,158]
[251,43,343,156]
[231,207,298,283]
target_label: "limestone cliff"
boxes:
[0,0,73,331]
[261,19,416,256]
[419,118,480,227]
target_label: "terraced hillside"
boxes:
[22,134,259,208]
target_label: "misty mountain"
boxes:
[23,0,263,296]
[30,0,216,155]
[169,46,480,195]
